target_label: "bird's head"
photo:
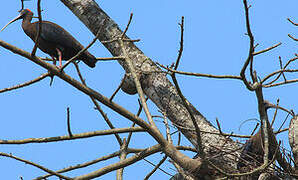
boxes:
[18,9,34,18]
[0,9,34,32]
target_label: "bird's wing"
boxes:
[35,21,83,50]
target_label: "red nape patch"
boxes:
[25,9,32,13]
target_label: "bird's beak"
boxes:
[0,14,23,32]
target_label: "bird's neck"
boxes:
[21,16,32,29]
[21,16,36,40]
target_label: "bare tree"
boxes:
[0,0,297,179]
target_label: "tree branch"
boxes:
[0,152,71,180]
[0,127,144,144]
[0,73,49,94]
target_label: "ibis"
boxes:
[1,9,97,68]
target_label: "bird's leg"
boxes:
[49,55,56,86]
[51,56,57,66]
[55,48,62,68]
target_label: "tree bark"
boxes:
[289,116,298,174]
[60,0,241,173]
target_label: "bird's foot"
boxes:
[58,65,64,73]
[48,70,55,86]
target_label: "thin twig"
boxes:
[271,99,279,127]
[125,99,143,147]
[121,13,133,39]
[102,38,140,44]
[288,34,298,41]
[157,62,242,80]
[253,42,282,56]
[31,0,42,56]
[171,73,203,155]
[119,39,156,127]
[264,78,298,88]
[0,127,144,144]
[110,75,126,101]
[287,18,298,26]
[265,100,294,116]
[117,138,128,180]
[96,56,125,61]
[276,113,290,133]
[178,132,181,146]
[279,56,287,82]
[66,107,73,137]
[262,69,298,84]
[73,144,163,179]
[216,118,222,134]
[144,155,168,180]
[0,73,49,94]
[262,56,298,85]
[0,152,71,179]
[240,0,255,91]
[174,16,184,70]
[250,123,259,136]
[20,0,28,11]
[34,151,121,180]
[73,62,123,146]
[274,128,288,135]
[264,56,298,85]
[170,17,203,156]
[143,158,173,177]
[118,14,157,128]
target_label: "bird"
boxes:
[1,9,97,68]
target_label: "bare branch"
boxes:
[73,62,124,146]
[276,113,290,133]
[263,78,298,88]
[121,13,133,39]
[73,144,162,179]
[253,42,282,56]
[262,69,298,85]
[31,0,42,56]
[216,118,223,135]
[0,73,49,94]
[264,56,298,85]
[157,62,242,80]
[240,0,255,91]
[96,56,125,61]
[0,152,71,179]
[250,123,259,136]
[66,107,73,137]
[110,75,125,101]
[288,18,298,26]
[174,16,184,70]
[0,127,144,144]
[119,40,156,127]
[117,138,128,180]
[271,99,279,127]
[170,17,203,157]
[288,34,298,41]
[144,155,169,180]
[279,56,287,82]
[34,151,121,180]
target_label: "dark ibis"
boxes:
[1,9,97,68]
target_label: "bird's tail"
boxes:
[82,51,97,68]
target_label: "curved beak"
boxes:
[0,14,23,32]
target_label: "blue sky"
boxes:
[0,0,297,179]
